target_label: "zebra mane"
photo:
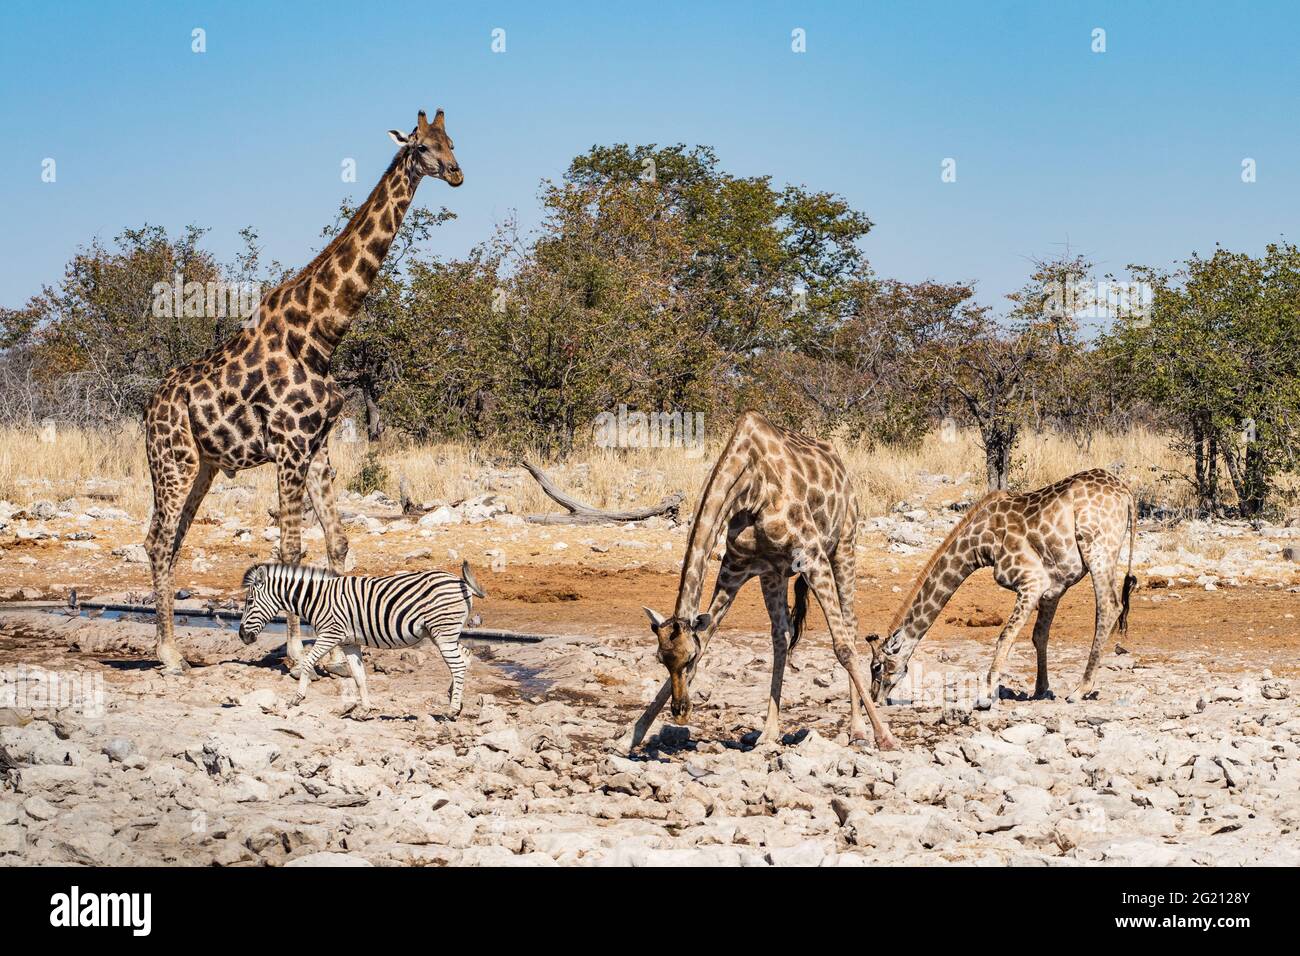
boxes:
[242,563,339,589]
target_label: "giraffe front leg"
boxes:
[146,497,188,675]
[977,586,1042,710]
[276,458,313,673]
[146,453,206,676]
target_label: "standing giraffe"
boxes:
[143,109,463,674]
[869,468,1137,708]
[621,411,897,752]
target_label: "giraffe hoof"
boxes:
[158,659,190,676]
[875,732,901,752]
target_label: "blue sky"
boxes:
[1,1,1296,312]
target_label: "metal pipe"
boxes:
[1,600,548,644]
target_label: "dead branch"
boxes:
[520,460,683,525]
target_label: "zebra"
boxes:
[237,561,486,717]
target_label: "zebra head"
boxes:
[238,564,279,645]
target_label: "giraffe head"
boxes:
[867,629,909,703]
[388,109,463,187]
[643,607,711,722]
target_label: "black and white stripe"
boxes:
[239,561,486,716]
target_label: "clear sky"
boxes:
[1,1,1296,312]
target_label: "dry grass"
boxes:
[0,421,1199,520]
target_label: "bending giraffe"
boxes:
[144,109,463,674]
[870,468,1137,708]
[620,411,897,752]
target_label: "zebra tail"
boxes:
[461,561,486,599]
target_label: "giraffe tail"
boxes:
[1118,492,1138,637]
[788,576,810,661]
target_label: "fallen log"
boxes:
[520,461,683,525]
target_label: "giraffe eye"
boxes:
[417,144,429,152]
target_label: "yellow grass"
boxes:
[0,420,1198,520]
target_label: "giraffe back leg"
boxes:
[756,572,791,744]
[306,445,353,573]
[803,552,898,751]
[829,517,870,742]
[304,447,351,675]
[275,456,313,670]
[1067,542,1122,702]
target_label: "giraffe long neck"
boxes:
[287,149,421,355]
[673,434,753,620]
[889,509,989,644]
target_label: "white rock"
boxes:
[285,852,372,867]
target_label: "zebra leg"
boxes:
[340,644,372,718]
[430,628,468,717]
[289,632,340,707]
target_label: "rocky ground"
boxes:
[1,471,1298,866]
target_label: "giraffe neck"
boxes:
[890,512,989,645]
[672,437,753,620]
[287,148,421,354]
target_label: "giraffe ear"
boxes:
[691,613,711,632]
[642,607,667,630]
[388,129,409,146]
[431,108,446,131]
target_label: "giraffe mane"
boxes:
[290,150,412,286]
[887,489,1004,633]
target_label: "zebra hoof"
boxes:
[287,692,304,708]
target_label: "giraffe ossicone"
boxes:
[143,108,463,675]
